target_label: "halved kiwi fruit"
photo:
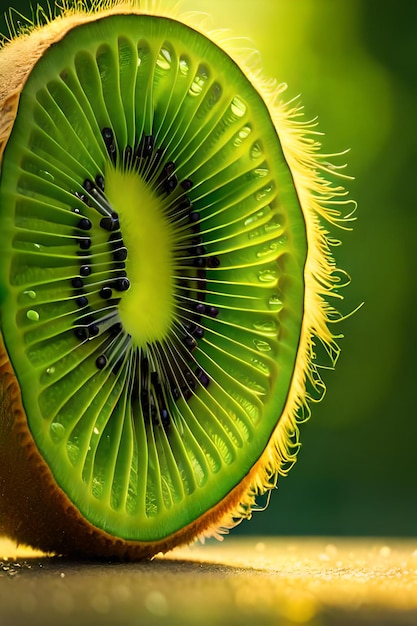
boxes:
[0,2,350,559]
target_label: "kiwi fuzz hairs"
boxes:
[0,0,353,559]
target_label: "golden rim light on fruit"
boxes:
[0,0,354,558]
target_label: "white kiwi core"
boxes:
[104,165,176,347]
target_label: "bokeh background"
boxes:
[0,0,415,537]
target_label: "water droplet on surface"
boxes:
[244,207,268,228]
[40,170,54,182]
[26,309,39,322]
[250,141,263,160]
[207,82,222,106]
[24,290,37,300]
[256,242,279,258]
[255,183,274,201]
[66,440,80,465]
[233,125,252,147]
[248,228,262,240]
[258,269,277,283]
[156,47,171,70]
[189,65,208,96]
[247,167,269,181]
[250,358,270,375]
[242,376,267,394]
[268,294,283,310]
[264,220,283,234]
[230,96,247,118]
[46,366,56,376]
[179,55,189,75]
[253,320,278,334]
[253,338,272,352]
[50,422,65,442]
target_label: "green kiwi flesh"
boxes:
[0,14,305,542]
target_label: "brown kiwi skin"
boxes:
[0,335,258,559]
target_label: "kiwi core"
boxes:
[104,165,176,346]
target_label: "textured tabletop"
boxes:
[1,536,417,625]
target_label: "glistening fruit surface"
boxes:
[0,7,342,550]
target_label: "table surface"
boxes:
[1,535,416,625]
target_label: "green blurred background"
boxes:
[0,0,415,537]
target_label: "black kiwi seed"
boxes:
[88,324,100,337]
[71,277,84,289]
[100,286,113,300]
[80,265,91,277]
[77,217,92,230]
[95,355,107,369]
[113,247,128,261]
[78,237,91,250]
[95,175,105,191]
[76,296,88,308]
[100,214,119,231]
[189,211,200,223]
[74,327,88,341]
[114,277,130,291]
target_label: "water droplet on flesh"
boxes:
[230,96,247,118]
[156,47,171,70]
[268,294,283,310]
[250,141,263,159]
[253,320,278,334]
[253,338,272,352]
[26,309,40,322]
[250,358,270,375]
[258,269,277,283]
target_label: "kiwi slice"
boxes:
[0,4,349,558]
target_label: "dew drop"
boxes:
[264,220,283,234]
[253,320,278,334]
[258,269,278,283]
[207,82,222,107]
[179,55,189,75]
[233,125,252,148]
[24,290,37,300]
[251,358,270,376]
[66,440,80,466]
[189,65,208,96]
[50,422,65,443]
[256,242,279,258]
[242,376,267,394]
[268,294,283,310]
[40,169,54,182]
[253,338,272,352]
[248,228,262,240]
[26,309,39,322]
[230,96,247,118]
[46,366,56,376]
[250,141,263,160]
[248,167,269,180]
[255,183,274,201]
[244,206,269,228]
[156,46,171,70]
